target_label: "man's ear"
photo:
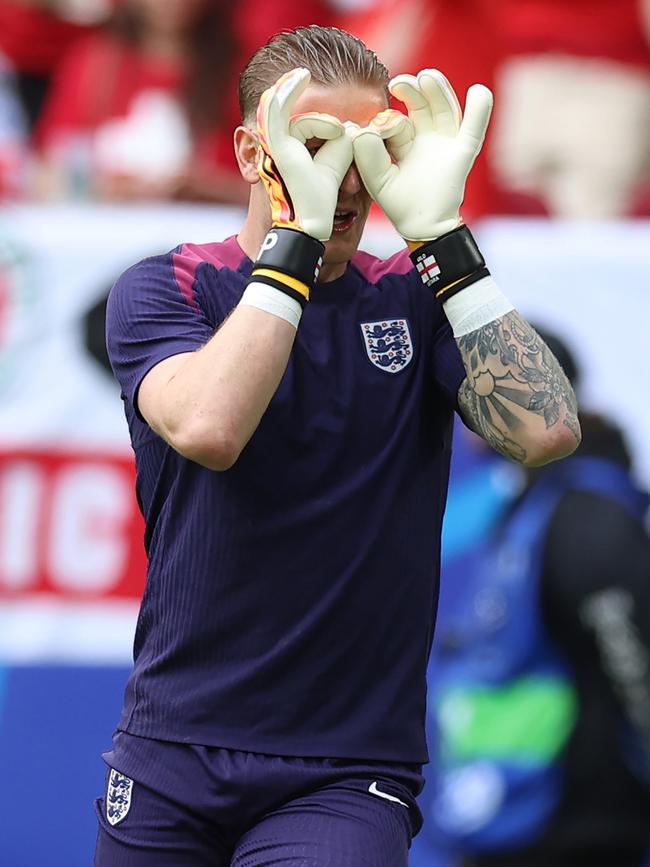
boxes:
[234,125,261,185]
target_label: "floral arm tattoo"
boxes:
[456,312,581,462]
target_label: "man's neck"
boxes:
[236,207,269,264]
[236,210,348,283]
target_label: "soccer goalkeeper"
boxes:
[96,24,580,867]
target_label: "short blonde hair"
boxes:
[238,25,389,125]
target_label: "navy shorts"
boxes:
[94,731,424,866]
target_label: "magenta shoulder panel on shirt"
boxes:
[351,247,412,283]
[172,235,246,307]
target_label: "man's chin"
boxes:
[323,229,363,264]
[319,234,361,281]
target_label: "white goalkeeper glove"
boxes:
[256,67,354,242]
[350,69,493,243]
[242,68,355,320]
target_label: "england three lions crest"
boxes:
[106,768,133,826]
[361,319,413,374]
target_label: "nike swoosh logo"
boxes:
[368,780,409,808]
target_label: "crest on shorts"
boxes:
[106,769,133,826]
[360,319,413,373]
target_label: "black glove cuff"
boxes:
[410,225,489,300]
[252,227,324,289]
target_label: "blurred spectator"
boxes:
[339,0,503,222]
[0,50,29,197]
[343,0,650,219]
[422,329,650,866]
[0,0,108,130]
[33,0,335,203]
[336,0,435,75]
[489,0,650,218]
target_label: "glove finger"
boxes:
[389,74,435,134]
[289,112,344,145]
[369,109,410,139]
[458,83,493,153]
[257,67,311,155]
[350,126,397,199]
[290,113,351,183]
[369,109,414,162]
[313,131,353,182]
[417,69,461,135]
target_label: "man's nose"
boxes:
[340,160,362,195]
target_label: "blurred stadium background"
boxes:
[0,1,648,865]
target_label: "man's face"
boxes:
[290,83,389,275]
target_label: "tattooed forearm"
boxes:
[456,312,581,463]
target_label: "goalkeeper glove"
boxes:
[256,66,354,243]
[350,68,492,244]
[249,67,354,310]
[349,70,495,302]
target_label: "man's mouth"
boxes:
[332,209,356,232]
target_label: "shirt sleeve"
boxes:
[106,251,215,417]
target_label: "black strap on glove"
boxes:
[410,225,490,301]
[251,228,325,307]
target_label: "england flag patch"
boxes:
[106,769,133,826]
[414,251,441,287]
[360,319,413,373]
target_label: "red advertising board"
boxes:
[0,449,146,600]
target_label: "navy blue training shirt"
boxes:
[106,235,466,763]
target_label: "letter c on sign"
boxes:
[259,232,278,255]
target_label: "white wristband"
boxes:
[442,276,514,337]
[239,281,303,329]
